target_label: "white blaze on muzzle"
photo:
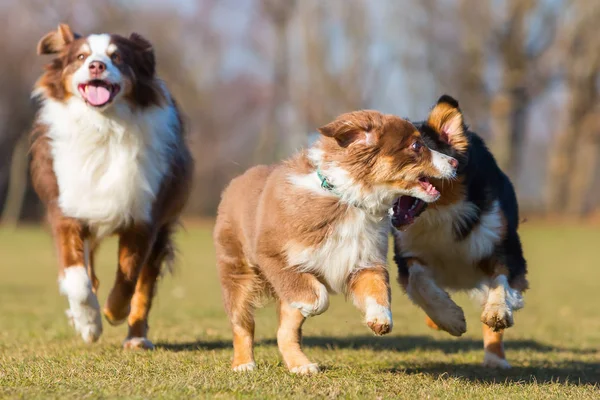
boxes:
[431,149,457,179]
[71,34,124,107]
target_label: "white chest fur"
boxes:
[285,208,389,294]
[40,97,177,238]
[397,200,504,289]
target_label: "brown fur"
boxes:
[215,110,457,373]
[426,101,468,154]
[30,24,193,348]
[35,25,164,108]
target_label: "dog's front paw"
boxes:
[428,303,467,337]
[290,282,329,318]
[290,363,320,375]
[365,300,393,336]
[123,337,155,350]
[60,267,103,343]
[481,302,513,331]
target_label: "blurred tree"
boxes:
[254,0,296,164]
[294,0,374,128]
[490,0,558,180]
[547,0,600,216]
[0,0,597,221]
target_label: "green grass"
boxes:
[0,224,599,399]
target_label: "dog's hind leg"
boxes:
[103,225,156,328]
[121,226,174,350]
[277,300,319,374]
[482,324,510,368]
[220,260,260,372]
[405,259,466,337]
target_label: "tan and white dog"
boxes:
[214,110,458,374]
[30,24,193,349]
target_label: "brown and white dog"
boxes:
[392,95,528,368]
[29,24,193,349]
[214,110,458,374]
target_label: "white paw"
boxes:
[123,337,155,350]
[506,287,524,311]
[232,362,256,372]
[290,363,320,375]
[290,282,329,318]
[59,266,103,343]
[483,350,511,369]
[364,298,393,336]
[481,301,514,331]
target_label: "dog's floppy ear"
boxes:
[37,24,79,55]
[129,33,156,77]
[318,111,378,148]
[426,95,468,153]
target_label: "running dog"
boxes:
[214,110,458,374]
[392,95,528,368]
[30,24,193,349]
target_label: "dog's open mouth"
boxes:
[391,177,439,229]
[78,80,121,107]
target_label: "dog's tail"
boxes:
[156,222,181,277]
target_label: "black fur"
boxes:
[395,96,527,287]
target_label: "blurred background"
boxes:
[1,0,599,223]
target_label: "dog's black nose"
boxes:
[449,157,458,169]
[89,61,106,75]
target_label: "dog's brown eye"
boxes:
[111,52,121,63]
[77,54,85,61]
[411,142,422,152]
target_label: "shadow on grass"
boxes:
[390,362,600,385]
[156,334,596,355]
[156,336,599,385]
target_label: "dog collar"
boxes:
[316,168,343,197]
[315,168,385,218]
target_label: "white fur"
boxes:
[287,148,393,293]
[123,337,155,350]
[480,275,523,329]
[285,208,388,294]
[290,281,330,317]
[303,147,401,215]
[71,34,125,106]
[107,43,118,54]
[406,264,466,336]
[472,275,524,311]
[483,350,511,369]
[364,297,393,331]
[396,200,504,289]
[233,362,256,372]
[39,86,179,238]
[59,266,102,343]
[290,363,320,375]
[88,34,111,54]
[430,149,457,179]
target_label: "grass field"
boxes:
[1,224,599,399]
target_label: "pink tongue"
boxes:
[85,85,111,106]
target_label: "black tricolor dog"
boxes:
[392,95,528,369]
